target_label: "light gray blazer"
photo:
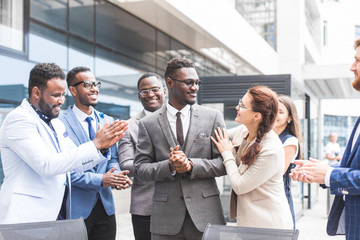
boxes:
[134,104,227,235]
[118,110,155,216]
[0,99,107,224]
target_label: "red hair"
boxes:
[241,85,279,166]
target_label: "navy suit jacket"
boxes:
[59,106,120,219]
[327,117,360,240]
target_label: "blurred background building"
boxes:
[1,0,360,222]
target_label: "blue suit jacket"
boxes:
[59,106,120,219]
[327,117,360,240]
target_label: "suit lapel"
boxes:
[183,105,199,154]
[342,116,360,167]
[63,107,88,146]
[135,110,146,124]
[21,99,61,153]
[158,106,177,147]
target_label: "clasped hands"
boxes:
[102,166,133,190]
[93,120,129,150]
[289,158,330,184]
[169,146,192,174]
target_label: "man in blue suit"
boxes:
[60,67,132,240]
[290,38,360,240]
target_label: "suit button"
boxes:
[341,190,349,195]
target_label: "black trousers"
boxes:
[84,199,116,240]
[132,214,151,240]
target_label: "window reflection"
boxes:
[0,0,23,51]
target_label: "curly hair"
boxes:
[28,63,65,96]
[66,66,91,87]
[164,58,195,79]
[241,85,279,166]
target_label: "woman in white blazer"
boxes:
[211,85,292,229]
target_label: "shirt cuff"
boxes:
[324,167,334,187]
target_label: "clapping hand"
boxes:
[93,120,129,150]
[169,145,192,173]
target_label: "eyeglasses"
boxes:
[237,100,253,111]
[71,81,101,90]
[170,77,202,87]
[139,87,162,97]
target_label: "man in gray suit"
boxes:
[118,72,166,240]
[134,58,226,240]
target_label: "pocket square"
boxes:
[196,132,208,139]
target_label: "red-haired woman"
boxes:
[211,85,292,229]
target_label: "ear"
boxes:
[69,86,77,97]
[32,86,41,100]
[163,87,167,96]
[166,77,174,89]
[137,92,141,101]
[254,112,262,122]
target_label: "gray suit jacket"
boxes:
[118,110,155,216]
[134,104,226,235]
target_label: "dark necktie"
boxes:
[176,112,184,146]
[85,116,96,140]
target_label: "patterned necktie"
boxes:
[85,116,96,140]
[176,112,184,146]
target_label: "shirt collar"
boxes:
[28,99,52,125]
[73,104,95,121]
[166,102,190,116]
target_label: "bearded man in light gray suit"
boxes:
[118,72,166,240]
[134,58,226,240]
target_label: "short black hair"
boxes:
[164,58,195,79]
[137,72,163,90]
[28,63,65,96]
[66,66,91,87]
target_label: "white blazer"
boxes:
[222,125,293,229]
[0,99,107,224]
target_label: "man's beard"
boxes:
[38,97,59,119]
[352,74,360,91]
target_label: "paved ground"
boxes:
[115,188,345,240]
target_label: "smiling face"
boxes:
[235,93,255,126]
[70,71,99,112]
[167,67,199,110]
[37,77,66,118]
[273,102,291,131]
[138,76,165,112]
[350,46,360,91]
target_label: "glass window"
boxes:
[0,0,24,51]
[95,1,156,67]
[29,22,67,69]
[69,36,94,71]
[30,0,67,31]
[69,0,94,41]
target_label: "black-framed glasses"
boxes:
[170,77,202,87]
[139,87,162,97]
[237,100,253,111]
[71,81,101,90]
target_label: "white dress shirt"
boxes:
[166,102,191,143]
[72,105,96,138]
